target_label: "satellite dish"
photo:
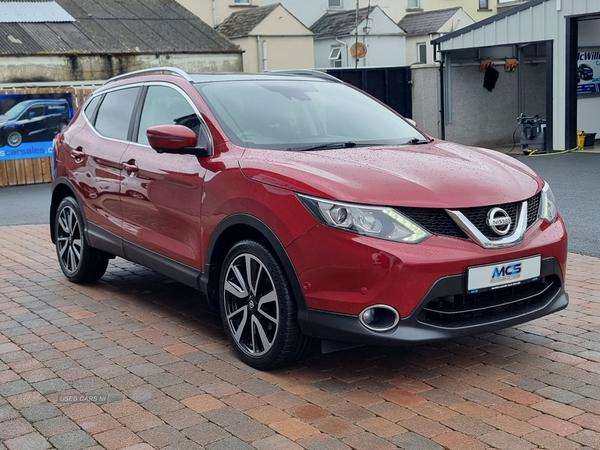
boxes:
[350,42,367,58]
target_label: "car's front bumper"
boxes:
[304,256,567,346]
[286,215,568,344]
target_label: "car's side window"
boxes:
[137,85,201,146]
[95,87,140,141]
[23,105,44,119]
[84,96,102,123]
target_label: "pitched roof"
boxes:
[310,6,375,38]
[0,0,240,55]
[217,4,279,38]
[398,7,461,36]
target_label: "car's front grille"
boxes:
[417,275,559,329]
[397,207,468,239]
[397,193,541,240]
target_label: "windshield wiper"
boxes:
[403,138,430,145]
[287,141,357,151]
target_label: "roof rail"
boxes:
[265,69,342,83]
[104,67,193,85]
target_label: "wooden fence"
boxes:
[0,86,96,187]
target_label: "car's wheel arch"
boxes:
[202,214,311,336]
[50,178,87,245]
[4,126,24,140]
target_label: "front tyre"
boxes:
[55,197,109,283]
[219,240,310,369]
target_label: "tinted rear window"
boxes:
[95,87,140,140]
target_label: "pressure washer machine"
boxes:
[519,114,546,154]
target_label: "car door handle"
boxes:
[122,161,139,173]
[70,147,85,160]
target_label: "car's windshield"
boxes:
[4,102,28,119]
[195,80,426,150]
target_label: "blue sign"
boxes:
[0,93,73,160]
[0,142,54,161]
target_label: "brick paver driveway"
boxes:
[1,225,600,450]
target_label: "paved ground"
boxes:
[1,225,600,450]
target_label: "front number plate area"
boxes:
[467,255,541,294]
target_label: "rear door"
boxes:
[119,83,207,269]
[67,86,141,240]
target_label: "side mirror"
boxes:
[146,125,211,157]
[29,111,36,118]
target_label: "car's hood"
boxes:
[239,141,543,208]
[0,115,9,125]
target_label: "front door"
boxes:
[119,84,207,269]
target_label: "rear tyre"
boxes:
[55,197,109,283]
[219,240,310,369]
[7,131,22,147]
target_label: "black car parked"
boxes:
[0,99,71,147]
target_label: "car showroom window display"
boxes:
[50,68,568,369]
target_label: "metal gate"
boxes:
[327,66,412,118]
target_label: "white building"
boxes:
[311,6,406,68]
[217,4,314,72]
[398,7,474,64]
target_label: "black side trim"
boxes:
[86,223,124,259]
[203,214,310,335]
[123,240,203,290]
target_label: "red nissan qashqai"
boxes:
[51,68,568,369]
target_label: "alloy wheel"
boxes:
[223,253,280,356]
[56,205,83,274]
[7,131,22,147]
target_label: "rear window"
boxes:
[95,87,140,141]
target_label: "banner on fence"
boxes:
[0,93,73,161]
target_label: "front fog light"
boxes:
[362,308,375,324]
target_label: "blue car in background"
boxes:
[0,99,71,147]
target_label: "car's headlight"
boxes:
[298,194,431,244]
[539,182,558,223]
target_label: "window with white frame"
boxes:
[234,0,250,4]
[328,0,342,8]
[407,0,420,9]
[417,43,427,64]
[479,0,489,9]
[329,46,342,67]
